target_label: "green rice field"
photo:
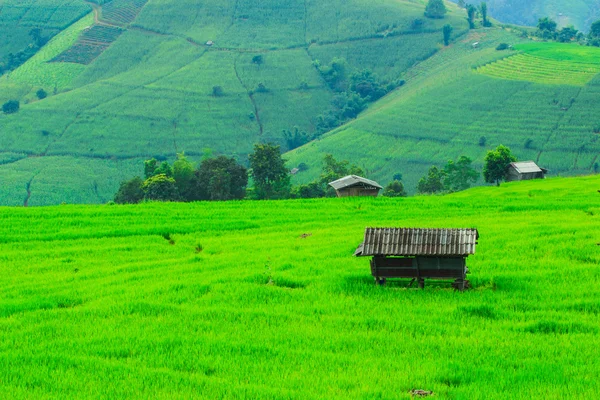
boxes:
[476,43,600,86]
[0,175,599,398]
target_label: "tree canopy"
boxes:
[249,143,290,199]
[424,0,446,19]
[483,145,517,186]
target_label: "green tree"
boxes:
[417,166,446,194]
[144,158,158,179]
[142,174,178,201]
[283,127,311,151]
[424,0,446,19]
[319,154,364,188]
[480,2,490,26]
[252,55,264,65]
[291,182,326,199]
[383,180,407,197]
[557,26,578,42]
[114,176,144,204]
[36,88,47,100]
[537,17,557,39]
[2,100,19,114]
[155,161,173,178]
[467,5,476,29]
[443,24,453,46]
[212,86,224,97]
[483,145,516,186]
[590,20,600,38]
[249,143,290,199]
[192,155,248,201]
[443,156,479,192]
[173,153,195,200]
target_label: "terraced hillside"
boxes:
[0,0,468,206]
[287,34,600,192]
[1,176,599,398]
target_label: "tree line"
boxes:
[114,143,523,204]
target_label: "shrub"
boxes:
[212,86,224,97]
[36,88,48,100]
[2,100,20,114]
[496,43,509,50]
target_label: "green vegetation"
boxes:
[287,31,600,193]
[483,145,517,185]
[0,0,469,205]
[476,44,600,86]
[0,176,599,398]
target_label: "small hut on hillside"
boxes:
[355,227,479,290]
[506,161,547,182]
[328,175,382,197]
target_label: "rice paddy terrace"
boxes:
[287,34,600,192]
[0,175,599,398]
[0,0,467,206]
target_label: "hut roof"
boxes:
[510,161,543,174]
[328,175,382,190]
[354,228,478,257]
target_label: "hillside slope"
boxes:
[0,0,468,206]
[0,175,599,398]
[287,31,600,192]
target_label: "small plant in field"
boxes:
[212,86,224,97]
[496,43,509,50]
[524,138,533,149]
[195,243,203,253]
[479,136,487,147]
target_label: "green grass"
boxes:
[287,31,600,193]
[2,13,93,92]
[0,0,470,205]
[476,43,600,86]
[0,176,599,398]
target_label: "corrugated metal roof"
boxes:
[511,161,543,174]
[355,228,478,257]
[328,175,383,190]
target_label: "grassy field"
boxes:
[287,34,600,193]
[0,175,599,398]
[476,43,600,86]
[0,0,469,205]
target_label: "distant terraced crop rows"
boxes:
[51,25,123,64]
[476,53,600,86]
[101,0,148,25]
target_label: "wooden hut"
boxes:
[328,175,382,197]
[506,161,547,182]
[354,228,479,290]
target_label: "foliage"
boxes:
[249,143,290,199]
[443,156,479,192]
[142,174,179,201]
[192,156,248,201]
[480,2,491,27]
[291,181,326,198]
[173,153,195,200]
[114,176,144,204]
[496,43,509,50]
[557,26,578,43]
[283,127,311,151]
[591,20,600,38]
[212,86,224,97]
[467,5,476,29]
[252,55,264,65]
[36,88,48,100]
[483,145,517,186]
[2,100,20,114]
[417,166,446,194]
[443,24,453,46]
[319,154,364,188]
[424,0,447,19]
[382,180,407,197]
